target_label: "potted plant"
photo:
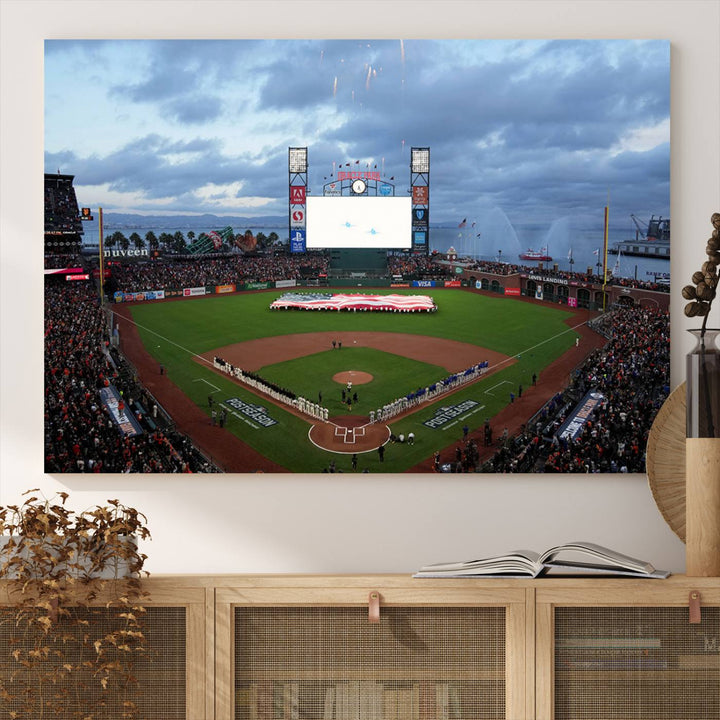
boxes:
[0,491,151,719]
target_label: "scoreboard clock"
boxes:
[351,179,367,195]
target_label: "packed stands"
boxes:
[480,304,670,473]
[108,253,329,293]
[44,173,84,253]
[44,275,219,473]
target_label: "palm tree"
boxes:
[112,231,129,250]
[172,231,187,254]
[145,230,159,251]
[130,232,145,250]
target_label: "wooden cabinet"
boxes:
[215,576,530,720]
[535,578,720,720]
[3,575,719,719]
[0,578,210,720]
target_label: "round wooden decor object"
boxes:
[646,382,687,542]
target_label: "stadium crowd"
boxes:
[462,259,670,293]
[388,254,454,279]
[463,259,523,276]
[44,279,218,473]
[109,253,329,292]
[45,253,83,269]
[481,304,670,473]
[45,175,83,235]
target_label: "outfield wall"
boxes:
[110,272,668,313]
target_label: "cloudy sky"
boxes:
[45,39,669,230]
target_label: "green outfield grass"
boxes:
[127,288,579,472]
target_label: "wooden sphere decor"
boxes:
[646,383,687,542]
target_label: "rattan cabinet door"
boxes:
[554,606,719,720]
[536,580,720,720]
[216,578,529,720]
[234,606,505,719]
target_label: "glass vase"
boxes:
[686,328,720,438]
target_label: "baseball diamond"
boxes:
[112,287,617,473]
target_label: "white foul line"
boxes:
[193,378,222,392]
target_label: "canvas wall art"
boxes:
[43,39,670,474]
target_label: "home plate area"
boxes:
[308,416,391,454]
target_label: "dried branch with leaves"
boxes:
[682,212,720,331]
[0,491,151,719]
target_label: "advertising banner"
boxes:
[113,290,165,303]
[100,385,143,437]
[324,182,341,196]
[556,391,605,441]
[412,280,437,288]
[275,279,298,289]
[504,287,521,296]
[290,229,306,253]
[412,208,428,225]
[290,186,306,204]
[535,288,544,300]
[338,171,380,181]
[216,284,236,294]
[567,296,578,308]
[412,186,429,204]
[103,248,149,259]
[243,281,272,290]
[529,273,569,285]
[44,267,84,275]
[413,231,427,245]
[65,274,90,281]
[444,280,462,288]
[290,207,305,227]
[379,183,393,196]
[184,287,207,297]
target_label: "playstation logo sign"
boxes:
[290,228,306,253]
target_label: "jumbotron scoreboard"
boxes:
[288,146,430,255]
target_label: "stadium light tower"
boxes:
[288,147,308,253]
[410,147,430,255]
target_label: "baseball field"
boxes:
[115,288,587,473]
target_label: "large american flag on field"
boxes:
[270,293,437,312]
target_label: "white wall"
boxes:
[1,0,718,575]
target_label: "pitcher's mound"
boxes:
[333,370,373,385]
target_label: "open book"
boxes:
[414,541,670,579]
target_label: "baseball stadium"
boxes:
[44,150,670,474]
